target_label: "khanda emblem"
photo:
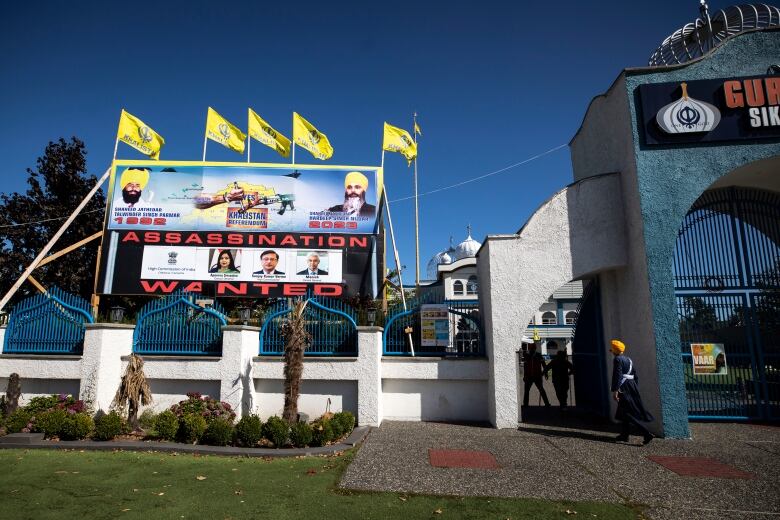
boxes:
[309,129,321,145]
[656,82,721,134]
[138,126,153,143]
[400,134,413,147]
[218,123,231,139]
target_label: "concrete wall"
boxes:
[0,325,489,426]
[381,358,489,421]
[477,172,628,428]
[565,29,780,437]
[623,30,780,437]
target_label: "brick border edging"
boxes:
[0,426,371,458]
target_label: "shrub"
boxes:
[25,394,86,416]
[170,393,235,424]
[177,414,207,444]
[154,410,179,441]
[202,418,234,446]
[61,413,94,440]
[35,409,68,438]
[289,421,313,447]
[93,412,126,441]
[6,409,32,433]
[138,409,157,430]
[310,419,333,447]
[332,411,355,438]
[262,416,289,448]
[234,415,263,447]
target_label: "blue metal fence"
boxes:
[259,296,358,356]
[383,292,483,356]
[674,187,780,421]
[133,291,227,355]
[3,287,94,355]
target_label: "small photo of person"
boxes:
[297,251,329,276]
[326,171,376,217]
[208,249,241,274]
[252,249,285,276]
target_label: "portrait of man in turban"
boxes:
[113,167,153,210]
[327,171,375,217]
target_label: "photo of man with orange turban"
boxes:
[326,171,375,217]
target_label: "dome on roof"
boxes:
[452,228,481,261]
[426,249,453,279]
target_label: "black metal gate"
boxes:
[674,187,780,420]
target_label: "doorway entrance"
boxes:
[674,187,780,420]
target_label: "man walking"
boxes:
[522,343,550,407]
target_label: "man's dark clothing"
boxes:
[297,269,328,275]
[545,355,574,407]
[612,355,654,441]
[522,350,550,407]
[327,203,376,216]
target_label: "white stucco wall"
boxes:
[381,357,488,421]
[477,172,628,428]
[569,72,665,435]
[80,324,134,412]
[252,326,383,426]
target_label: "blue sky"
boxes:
[0,1,713,280]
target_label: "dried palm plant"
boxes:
[113,354,153,430]
[281,300,311,424]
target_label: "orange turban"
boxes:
[610,340,626,354]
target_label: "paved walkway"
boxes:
[340,419,780,519]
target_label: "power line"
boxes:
[0,208,104,229]
[389,143,567,203]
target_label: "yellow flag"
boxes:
[414,121,422,136]
[116,109,165,160]
[248,109,290,158]
[206,107,246,154]
[292,112,333,160]
[382,122,417,164]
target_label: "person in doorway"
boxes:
[545,350,574,409]
[610,339,654,444]
[522,342,550,407]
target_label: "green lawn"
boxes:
[0,448,641,520]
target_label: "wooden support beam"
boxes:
[27,275,47,294]
[0,166,111,313]
[38,231,103,267]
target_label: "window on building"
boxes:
[453,280,465,295]
[565,311,578,325]
[541,311,557,325]
[466,275,478,295]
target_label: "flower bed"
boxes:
[0,392,356,450]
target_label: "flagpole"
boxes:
[383,188,415,356]
[202,134,208,162]
[247,135,251,163]
[292,143,296,165]
[412,112,420,288]
[113,111,122,161]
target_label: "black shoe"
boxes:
[642,434,654,445]
[615,434,629,442]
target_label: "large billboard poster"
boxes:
[97,161,384,298]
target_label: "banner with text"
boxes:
[108,162,381,234]
[98,161,384,298]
